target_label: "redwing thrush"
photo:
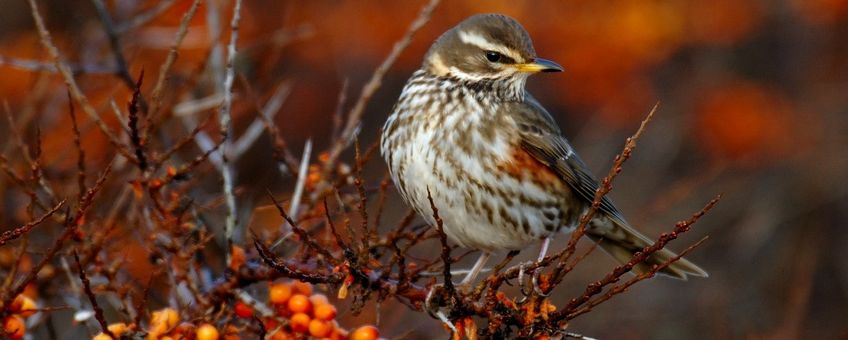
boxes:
[380,13,707,283]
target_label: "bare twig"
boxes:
[115,0,178,33]
[149,0,203,118]
[427,188,455,296]
[68,92,87,201]
[324,0,441,169]
[0,200,65,246]
[548,103,660,286]
[92,0,147,111]
[27,0,138,165]
[73,252,115,339]
[0,55,114,74]
[127,71,148,171]
[220,0,244,262]
[555,195,721,322]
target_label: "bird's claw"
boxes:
[424,283,443,318]
[518,260,549,300]
[425,283,458,333]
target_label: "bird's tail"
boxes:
[585,219,707,280]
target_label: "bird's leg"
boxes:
[532,237,553,296]
[520,237,553,298]
[459,252,491,286]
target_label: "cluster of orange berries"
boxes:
[259,280,378,340]
[2,294,37,340]
[85,281,378,340]
[91,308,224,340]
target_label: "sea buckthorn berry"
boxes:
[11,295,37,318]
[287,294,312,314]
[222,324,241,340]
[308,319,333,338]
[106,322,129,337]
[351,325,379,340]
[289,312,311,333]
[291,281,312,296]
[196,323,220,340]
[149,308,180,335]
[313,303,337,321]
[269,283,293,305]
[92,333,112,340]
[234,301,253,318]
[330,327,350,340]
[3,315,25,340]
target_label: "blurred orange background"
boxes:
[1,0,847,338]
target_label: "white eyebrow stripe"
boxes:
[457,30,524,62]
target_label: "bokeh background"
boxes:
[1,0,847,339]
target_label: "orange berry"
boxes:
[229,245,246,271]
[106,322,129,337]
[289,312,311,333]
[330,326,349,340]
[234,301,253,318]
[196,323,220,340]
[291,281,312,296]
[350,325,379,340]
[11,295,37,318]
[149,308,180,335]
[269,283,293,305]
[267,328,294,340]
[308,319,333,338]
[313,303,337,321]
[330,326,350,340]
[3,315,25,340]
[222,324,241,340]
[92,333,112,340]
[286,294,312,314]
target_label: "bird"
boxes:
[380,13,707,284]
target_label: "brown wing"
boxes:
[505,95,627,226]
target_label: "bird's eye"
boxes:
[485,51,502,63]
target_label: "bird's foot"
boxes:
[518,260,550,300]
[425,283,458,333]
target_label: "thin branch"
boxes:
[115,0,178,33]
[68,91,87,202]
[555,195,721,322]
[127,70,148,171]
[324,0,441,169]
[92,0,147,111]
[566,236,710,320]
[220,0,243,262]
[0,55,115,74]
[0,199,65,246]
[148,0,203,118]
[73,252,115,339]
[427,188,455,297]
[548,103,660,286]
[27,0,139,165]
[3,162,112,308]
[266,190,335,261]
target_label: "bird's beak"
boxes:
[514,58,564,73]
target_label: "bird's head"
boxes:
[423,14,563,84]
